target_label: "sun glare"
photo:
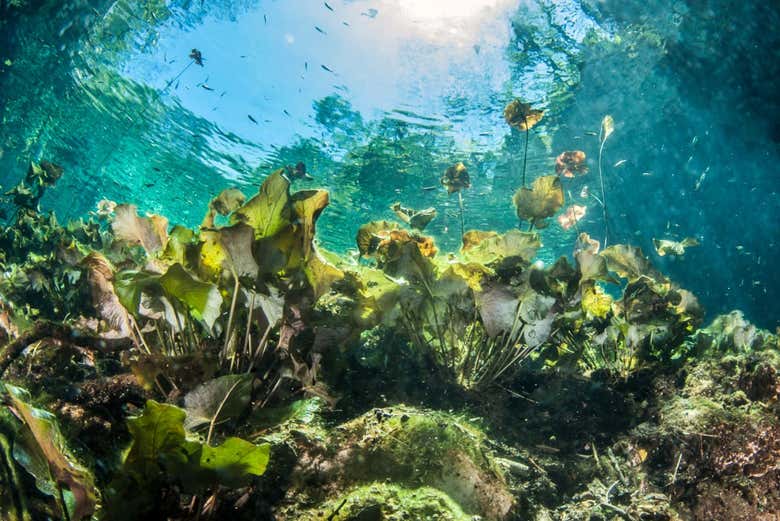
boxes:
[398,0,514,22]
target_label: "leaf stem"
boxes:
[457,191,465,238]
[598,136,610,247]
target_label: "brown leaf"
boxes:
[440,162,470,194]
[356,220,400,256]
[513,175,564,222]
[504,99,544,131]
[555,151,588,178]
[82,252,134,337]
[112,204,169,256]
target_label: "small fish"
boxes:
[362,8,378,18]
[283,109,291,117]
[200,83,214,91]
[324,1,333,11]
[691,135,698,146]
[473,44,481,55]
[422,186,438,191]
[343,21,350,26]
[315,26,327,34]
[694,172,706,191]
[144,182,155,187]
[641,172,652,176]
[248,114,258,124]
[580,185,589,198]
[263,14,267,24]
[305,61,308,71]
[321,64,335,73]
[189,48,203,66]
[584,131,598,136]
[613,159,627,168]
[220,90,227,98]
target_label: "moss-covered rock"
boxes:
[297,483,472,521]
[271,405,514,520]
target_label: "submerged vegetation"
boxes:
[0,104,776,520]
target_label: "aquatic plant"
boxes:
[598,115,614,246]
[390,202,437,231]
[653,236,699,256]
[504,99,544,187]
[555,150,588,178]
[512,174,564,230]
[441,162,470,237]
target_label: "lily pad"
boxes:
[461,229,540,265]
[555,151,588,178]
[440,162,470,194]
[513,175,564,223]
[183,374,253,431]
[504,99,544,131]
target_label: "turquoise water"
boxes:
[1,0,778,329]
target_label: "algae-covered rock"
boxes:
[297,483,471,521]
[274,405,515,520]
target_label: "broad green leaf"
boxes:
[581,283,613,319]
[124,400,188,478]
[199,437,270,488]
[159,263,223,329]
[475,284,519,338]
[356,220,399,256]
[183,374,253,431]
[231,169,292,239]
[4,385,96,521]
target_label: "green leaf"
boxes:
[124,400,188,480]
[4,385,96,521]
[159,263,223,329]
[183,374,253,431]
[231,169,292,239]
[513,175,564,222]
[199,437,270,488]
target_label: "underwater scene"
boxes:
[1,0,779,519]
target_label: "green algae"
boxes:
[297,483,472,521]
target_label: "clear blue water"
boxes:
[1,0,778,329]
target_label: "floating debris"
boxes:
[390,202,437,231]
[653,237,700,256]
